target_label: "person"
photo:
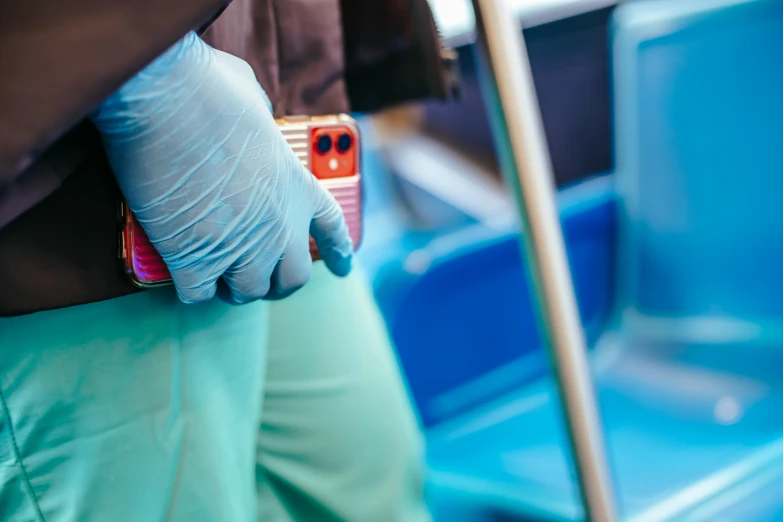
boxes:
[0,1,457,521]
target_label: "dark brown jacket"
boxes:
[0,0,456,316]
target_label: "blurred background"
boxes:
[356,0,783,520]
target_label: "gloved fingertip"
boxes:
[218,287,260,306]
[176,282,218,304]
[220,267,273,305]
[320,243,354,278]
[262,287,299,301]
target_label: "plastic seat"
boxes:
[381,177,615,428]
[382,0,783,519]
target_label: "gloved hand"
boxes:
[91,32,353,304]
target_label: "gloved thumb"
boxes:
[309,185,354,278]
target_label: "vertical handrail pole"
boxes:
[470,1,618,520]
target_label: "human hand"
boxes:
[91,32,353,303]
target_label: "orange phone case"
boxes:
[120,114,363,288]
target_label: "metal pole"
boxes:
[469,1,618,520]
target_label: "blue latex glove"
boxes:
[91,32,353,303]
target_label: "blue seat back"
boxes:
[613,0,783,328]
[380,182,615,427]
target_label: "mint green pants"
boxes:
[0,265,429,522]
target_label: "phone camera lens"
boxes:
[336,133,352,153]
[316,134,332,154]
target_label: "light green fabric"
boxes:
[259,264,430,522]
[0,264,429,522]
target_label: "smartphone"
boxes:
[119,114,363,288]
